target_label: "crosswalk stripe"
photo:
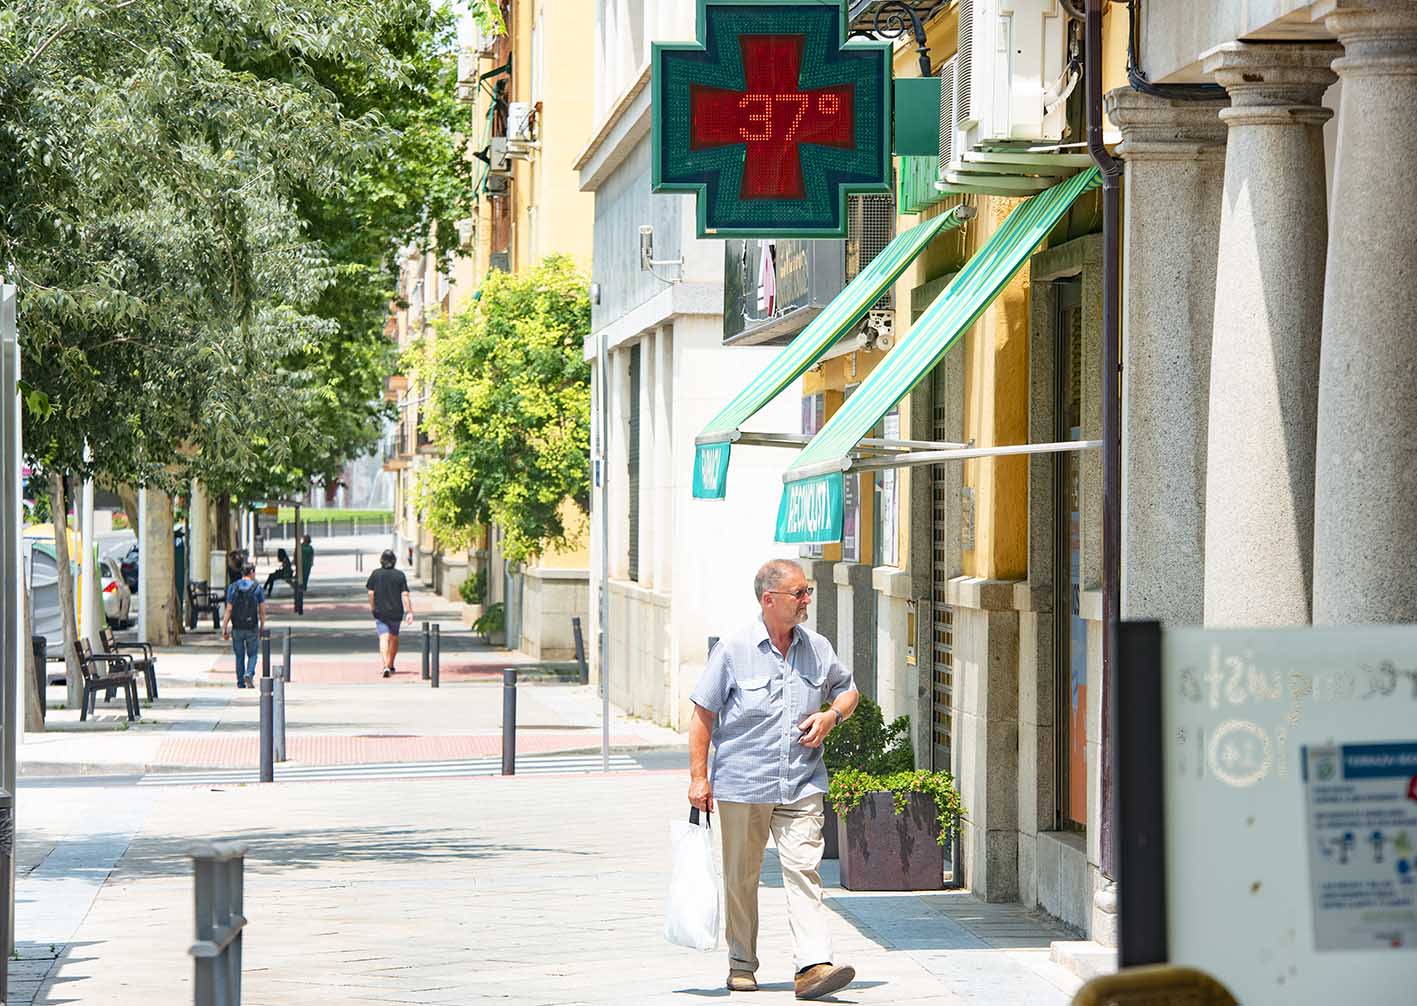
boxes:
[139,754,642,787]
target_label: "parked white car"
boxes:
[99,554,132,628]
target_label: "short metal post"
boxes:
[282,628,292,683]
[421,621,430,680]
[258,676,274,784]
[261,630,271,678]
[572,617,588,686]
[431,624,441,688]
[190,842,246,1006]
[273,671,286,763]
[501,668,517,775]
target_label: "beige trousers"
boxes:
[717,793,832,974]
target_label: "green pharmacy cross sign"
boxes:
[652,0,891,239]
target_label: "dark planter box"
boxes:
[823,803,839,860]
[838,791,945,891]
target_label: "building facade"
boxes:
[386,0,597,659]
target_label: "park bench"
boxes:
[74,638,141,722]
[99,626,158,702]
[187,579,223,631]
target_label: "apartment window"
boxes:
[627,344,641,582]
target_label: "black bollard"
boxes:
[572,617,588,686]
[282,627,293,683]
[421,622,431,680]
[261,629,272,678]
[259,676,274,783]
[431,624,441,688]
[501,668,517,776]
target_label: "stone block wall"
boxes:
[520,568,590,661]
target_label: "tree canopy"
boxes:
[411,256,592,563]
[1,0,494,500]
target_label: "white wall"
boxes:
[670,338,802,726]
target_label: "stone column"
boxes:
[1105,90,1229,627]
[652,326,673,592]
[1311,2,1417,623]
[1201,42,1340,627]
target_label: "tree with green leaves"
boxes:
[411,256,592,563]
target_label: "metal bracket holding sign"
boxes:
[1116,622,1417,1005]
[652,0,892,238]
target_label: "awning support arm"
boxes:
[713,431,971,453]
[785,439,1104,482]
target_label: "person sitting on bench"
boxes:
[265,548,294,595]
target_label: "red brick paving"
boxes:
[206,656,535,684]
[153,733,647,767]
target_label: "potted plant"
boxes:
[474,601,506,646]
[459,568,487,626]
[821,696,914,860]
[828,765,963,891]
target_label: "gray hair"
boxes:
[753,559,801,602]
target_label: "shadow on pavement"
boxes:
[13,823,595,881]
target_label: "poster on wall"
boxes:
[1302,742,1417,952]
[878,410,899,567]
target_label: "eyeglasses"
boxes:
[766,587,814,600]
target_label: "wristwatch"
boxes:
[831,708,843,727]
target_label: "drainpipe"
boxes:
[1085,0,1123,884]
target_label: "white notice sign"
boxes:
[1302,743,1417,952]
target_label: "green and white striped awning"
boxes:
[775,167,1102,544]
[692,205,971,500]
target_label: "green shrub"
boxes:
[474,601,505,641]
[827,767,964,846]
[823,695,914,775]
[459,567,487,606]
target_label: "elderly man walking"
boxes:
[689,559,860,999]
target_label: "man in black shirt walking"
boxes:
[366,549,413,678]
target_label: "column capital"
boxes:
[1314,1,1417,78]
[1202,42,1341,126]
[1104,88,1229,161]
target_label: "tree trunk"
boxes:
[48,473,82,709]
[141,488,180,646]
[23,579,44,732]
[115,482,140,538]
[216,496,232,554]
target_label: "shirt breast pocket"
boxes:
[732,675,776,719]
[792,665,827,716]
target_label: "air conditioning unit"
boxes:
[938,0,1083,196]
[507,102,534,143]
[488,136,511,175]
[956,0,1067,147]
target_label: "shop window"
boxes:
[1053,277,1086,830]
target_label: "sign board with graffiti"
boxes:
[1117,624,1417,1006]
[651,0,890,238]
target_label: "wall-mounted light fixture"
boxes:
[638,224,684,284]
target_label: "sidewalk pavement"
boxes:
[21,541,680,776]
[10,538,1090,1004]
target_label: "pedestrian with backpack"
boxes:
[222,562,267,688]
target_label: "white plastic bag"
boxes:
[664,808,722,951]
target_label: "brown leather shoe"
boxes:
[794,962,855,1000]
[726,970,757,992]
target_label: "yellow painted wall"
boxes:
[510,0,595,274]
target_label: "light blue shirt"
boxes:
[690,616,856,806]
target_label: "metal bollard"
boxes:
[421,621,431,680]
[572,617,588,686]
[282,628,293,683]
[431,623,441,688]
[502,668,518,775]
[190,842,247,1006]
[273,670,287,763]
[259,676,274,783]
[260,629,271,679]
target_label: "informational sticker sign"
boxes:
[1124,625,1417,1006]
[652,0,891,238]
[1301,742,1417,952]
